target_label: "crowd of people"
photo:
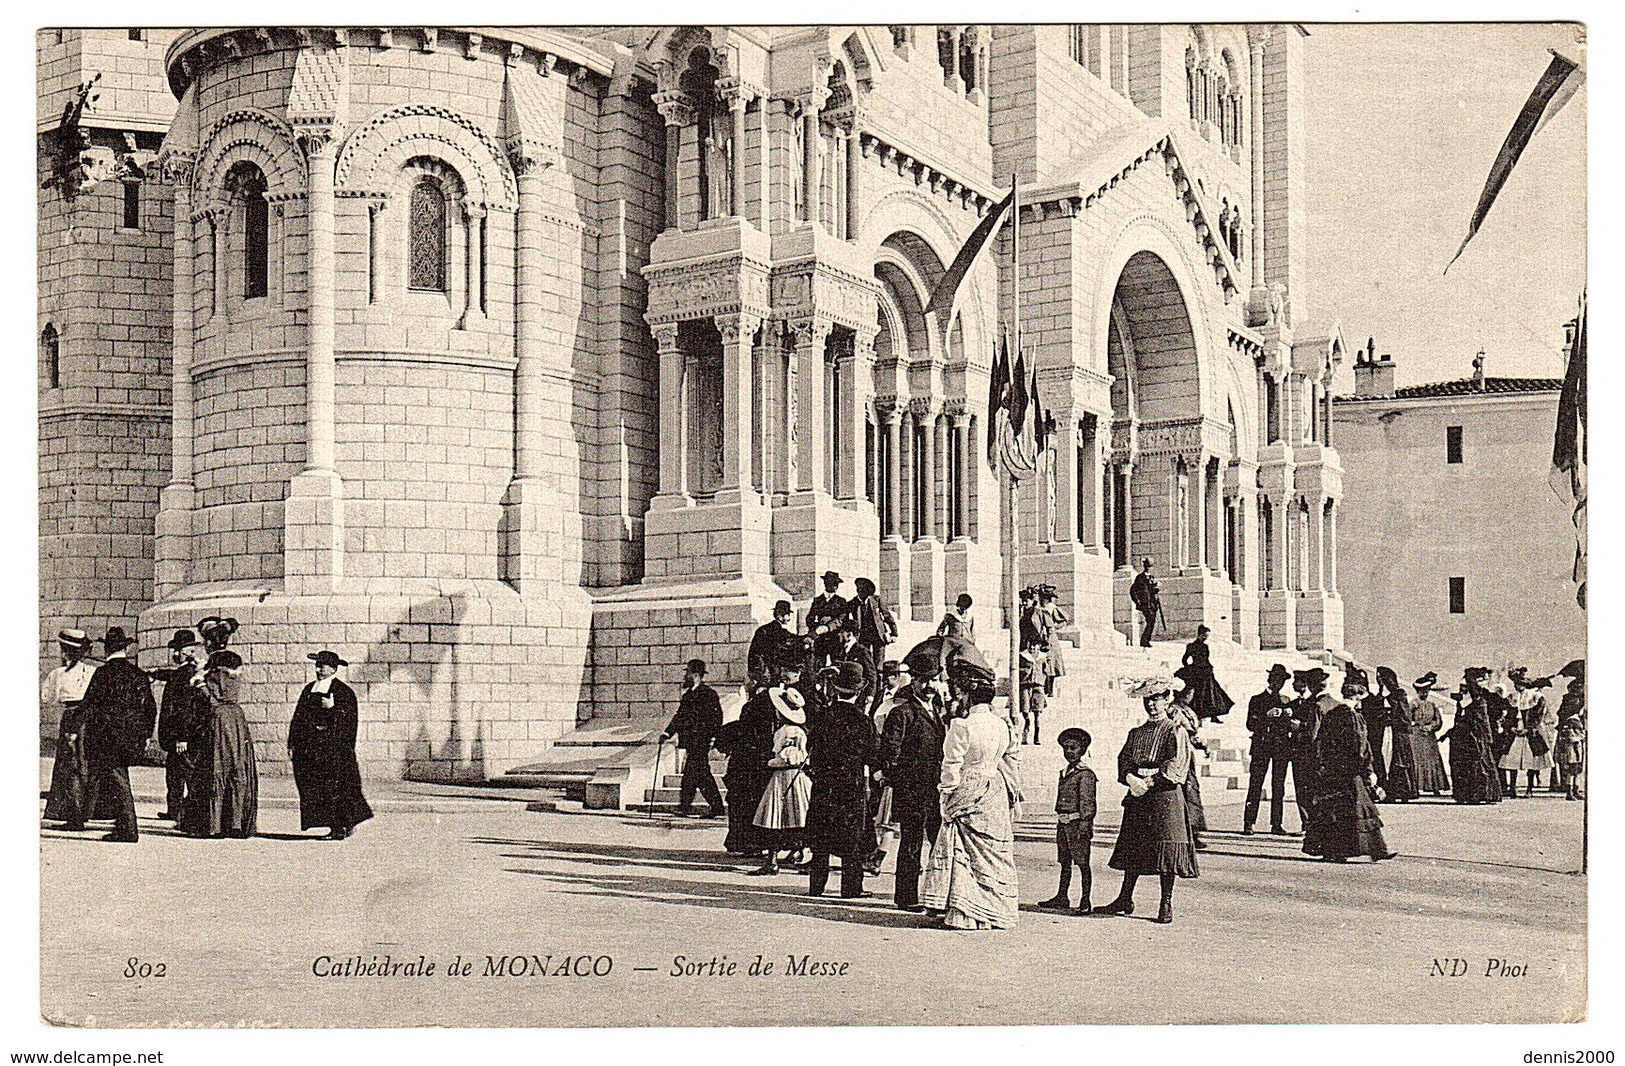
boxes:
[40,622,372,843]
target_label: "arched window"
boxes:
[225,162,269,299]
[41,325,60,389]
[408,177,448,292]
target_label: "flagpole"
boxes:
[1007,172,1021,714]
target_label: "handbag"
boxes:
[1125,773,1151,798]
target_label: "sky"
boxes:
[1299,22,1587,392]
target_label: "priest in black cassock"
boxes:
[288,650,373,840]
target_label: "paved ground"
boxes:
[40,765,1585,1028]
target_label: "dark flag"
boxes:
[1550,296,1586,607]
[925,183,1017,321]
[1448,49,1583,271]
[1029,356,1048,454]
[986,334,1010,464]
[1008,346,1030,443]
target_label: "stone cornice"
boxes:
[858,130,998,215]
[39,402,170,422]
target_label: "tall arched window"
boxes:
[408,177,448,292]
[41,324,60,389]
[226,162,270,299]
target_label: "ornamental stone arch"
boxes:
[334,105,517,209]
[859,188,992,363]
[194,108,304,199]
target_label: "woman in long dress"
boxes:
[1445,667,1502,804]
[748,686,811,875]
[180,649,259,838]
[1377,667,1419,802]
[1408,672,1451,796]
[1497,667,1550,798]
[288,650,373,840]
[718,684,777,855]
[919,661,1020,929]
[1037,586,1068,697]
[1302,670,1392,863]
[1099,677,1198,924]
[1174,626,1233,722]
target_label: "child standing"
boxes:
[1039,727,1098,914]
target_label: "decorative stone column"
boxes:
[653,91,692,230]
[717,313,762,500]
[1051,411,1077,545]
[1326,498,1339,594]
[154,150,198,598]
[899,406,916,542]
[797,88,829,225]
[844,118,862,239]
[951,410,972,541]
[459,203,485,327]
[946,26,964,93]
[845,333,875,501]
[1246,26,1271,293]
[884,405,903,536]
[792,318,833,496]
[652,322,689,501]
[283,127,345,594]
[925,406,943,540]
[1184,454,1206,573]
[726,87,749,218]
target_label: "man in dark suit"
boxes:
[830,627,877,709]
[849,578,896,708]
[1129,558,1161,647]
[805,571,851,670]
[1243,664,1298,836]
[664,659,725,818]
[878,663,947,911]
[746,601,802,690]
[77,627,158,842]
[149,629,204,821]
[1289,667,1333,847]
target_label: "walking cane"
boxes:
[648,734,666,821]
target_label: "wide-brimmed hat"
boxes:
[308,650,348,669]
[1125,676,1174,699]
[821,570,842,585]
[949,657,996,691]
[882,659,908,679]
[1507,665,1530,683]
[1413,671,1439,690]
[101,626,135,652]
[768,685,806,723]
[1267,664,1291,684]
[167,629,200,651]
[208,649,244,671]
[56,628,90,651]
[1294,667,1330,688]
[1557,659,1585,680]
[197,616,239,645]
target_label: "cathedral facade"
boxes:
[38,26,1343,779]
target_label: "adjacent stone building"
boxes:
[39,25,1344,780]
[1334,344,1584,689]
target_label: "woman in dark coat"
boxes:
[1100,677,1198,924]
[1408,673,1452,796]
[717,685,777,855]
[1302,670,1393,863]
[803,663,879,898]
[180,649,259,838]
[1174,626,1233,723]
[1377,667,1419,802]
[289,650,373,840]
[1445,667,1503,805]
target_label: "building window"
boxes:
[122,182,140,230]
[242,181,268,299]
[408,178,448,292]
[41,325,60,389]
[1448,577,1466,614]
[1446,425,1463,464]
[128,29,145,42]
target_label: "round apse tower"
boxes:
[141,27,604,781]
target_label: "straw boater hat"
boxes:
[1125,676,1174,700]
[57,628,90,651]
[768,685,806,724]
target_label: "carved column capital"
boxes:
[786,317,834,349]
[715,312,763,344]
[907,396,937,418]
[650,322,682,352]
[653,89,695,127]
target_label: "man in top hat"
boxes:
[150,630,206,821]
[1129,559,1162,648]
[1243,664,1299,836]
[747,601,803,691]
[1289,667,1332,840]
[878,654,949,911]
[664,659,725,818]
[76,628,157,842]
[43,628,101,828]
[806,571,852,670]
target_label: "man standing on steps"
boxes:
[1129,559,1161,648]
[806,571,852,671]
[1243,664,1299,836]
[664,659,725,818]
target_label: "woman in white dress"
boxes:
[748,686,812,875]
[1497,667,1551,798]
[920,661,1021,929]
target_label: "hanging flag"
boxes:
[1007,346,1030,441]
[1029,357,1047,455]
[985,334,1010,464]
[1448,49,1583,271]
[1549,294,1586,608]
[925,182,1017,321]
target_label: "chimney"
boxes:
[1472,350,1486,391]
[1353,348,1395,399]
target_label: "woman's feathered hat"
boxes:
[1124,676,1174,699]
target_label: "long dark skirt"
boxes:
[1174,666,1233,721]
[1303,776,1389,860]
[1183,769,1207,833]
[1109,785,1198,877]
[1449,732,1502,804]
[723,770,770,853]
[292,747,374,831]
[43,728,119,824]
[1412,729,1450,793]
[181,706,260,837]
[1385,729,1420,801]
